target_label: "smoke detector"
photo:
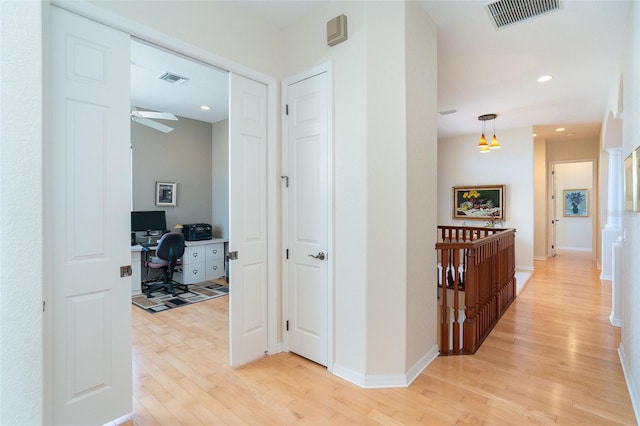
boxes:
[485,0,561,30]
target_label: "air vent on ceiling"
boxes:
[158,72,189,85]
[485,0,561,30]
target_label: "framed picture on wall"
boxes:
[452,185,505,220]
[625,152,634,211]
[563,189,588,217]
[156,181,177,206]
[635,147,640,212]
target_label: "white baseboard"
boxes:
[609,311,621,327]
[600,274,613,281]
[331,344,439,389]
[405,344,439,386]
[618,343,640,423]
[515,268,534,295]
[556,246,592,252]
[533,256,548,261]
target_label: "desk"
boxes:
[130,238,228,295]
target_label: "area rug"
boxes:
[132,281,228,314]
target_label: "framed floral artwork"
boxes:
[563,189,588,217]
[453,185,505,220]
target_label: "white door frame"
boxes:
[281,62,334,371]
[548,159,598,260]
[47,0,279,411]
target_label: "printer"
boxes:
[181,223,213,241]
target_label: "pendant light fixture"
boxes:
[477,113,499,153]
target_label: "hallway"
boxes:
[131,251,636,424]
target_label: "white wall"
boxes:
[283,1,438,383]
[212,119,229,239]
[404,0,439,375]
[438,127,535,272]
[533,139,547,259]
[132,115,213,229]
[0,1,44,424]
[91,0,285,78]
[281,0,369,378]
[554,162,593,251]
[619,1,640,420]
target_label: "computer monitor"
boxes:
[131,210,167,235]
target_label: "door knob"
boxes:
[308,252,326,261]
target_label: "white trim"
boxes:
[50,0,279,359]
[601,274,613,281]
[533,256,548,261]
[404,345,440,386]
[555,246,592,252]
[281,62,334,369]
[610,314,622,327]
[618,343,640,422]
[332,345,439,389]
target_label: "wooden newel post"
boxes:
[463,249,478,353]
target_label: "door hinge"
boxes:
[285,104,289,115]
[552,195,555,200]
[286,320,289,331]
[281,175,289,188]
[43,301,45,312]
[286,249,289,259]
[552,245,555,249]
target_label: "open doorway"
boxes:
[550,161,595,258]
[130,39,230,239]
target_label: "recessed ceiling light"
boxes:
[555,127,565,132]
[538,75,553,82]
[200,105,212,111]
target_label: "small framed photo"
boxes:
[563,189,588,217]
[156,181,176,207]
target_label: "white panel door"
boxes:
[49,7,132,425]
[228,73,268,366]
[286,72,329,366]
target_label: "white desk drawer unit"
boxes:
[179,245,206,284]
[205,243,225,281]
[131,238,227,293]
[175,241,225,285]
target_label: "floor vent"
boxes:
[485,0,561,30]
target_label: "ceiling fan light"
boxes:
[489,135,500,149]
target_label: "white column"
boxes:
[601,148,623,280]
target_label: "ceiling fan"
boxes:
[130,110,178,133]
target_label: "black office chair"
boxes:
[144,232,188,297]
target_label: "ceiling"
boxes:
[130,39,229,125]
[421,0,630,143]
[131,0,631,143]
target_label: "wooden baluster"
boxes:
[453,248,460,353]
[463,249,477,353]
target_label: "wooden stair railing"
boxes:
[436,226,516,355]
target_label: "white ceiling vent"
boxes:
[158,72,189,85]
[485,0,561,30]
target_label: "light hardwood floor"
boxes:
[131,251,636,425]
